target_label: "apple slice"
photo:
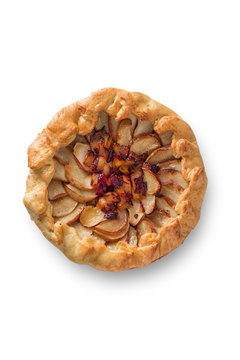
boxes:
[160,182,184,203]
[96,111,109,132]
[73,142,92,172]
[54,147,75,165]
[90,130,112,156]
[95,210,128,234]
[128,114,138,134]
[133,120,153,137]
[89,155,105,173]
[65,163,95,190]
[158,159,182,171]
[156,197,177,218]
[131,169,146,200]
[94,224,129,241]
[80,206,106,227]
[48,180,67,201]
[128,200,145,226]
[137,220,157,238]
[57,203,85,224]
[128,226,138,246]
[64,183,97,202]
[117,119,132,146]
[141,194,156,214]
[97,192,120,213]
[103,162,111,177]
[53,159,68,182]
[117,152,141,175]
[114,175,132,198]
[146,209,170,228]
[95,156,108,173]
[83,149,97,170]
[116,197,132,211]
[72,222,93,239]
[157,169,188,189]
[158,131,173,146]
[130,134,161,155]
[51,196,78,217]
[146,146,174,164]
[108,116,119,141]
[143,167,161,195]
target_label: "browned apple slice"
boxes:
[112,143,129,159]
[102,163,111,177]
[114,175,132,198]
[95,210,128,234]
[128,226,138,246]
[146,146,174,164]
[117,119,132,146]
[114,151,141,175]
[158,159,182,171]
[94,224,129,241]
[134,120,153,137]
[96,111,109,132]
[73,142,92,172]
[146,209,170,228]
[128,200,144,226]
[82,149,97,170]
[57,203,85,224]
[160,182,184,203]
[90,130,112,157]
[53,159,68,182]
[97,192,120,213]
[108,116,119,141]
[156,197,177,218]
[130,169,146,200]
[48,180,67,200]
[54,147,75,165]
[137,219,157,238]
[143,167,161,195]
[64,183,97,202]
[65,163,95,190]
[130,134,161,155]
[157,169,188,189]
[80,206,106,227]
[141,194,156,214]
[116,197,132,211]
[51,196,78,217]
[158,131,173,146]
[72,222,93,239]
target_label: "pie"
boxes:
[24,88,207,271]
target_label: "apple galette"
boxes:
[24,88,207,271]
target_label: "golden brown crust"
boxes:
[24,88,207,271]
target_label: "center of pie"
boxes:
[81,130,150,219]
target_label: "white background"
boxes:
[0,1,239,359]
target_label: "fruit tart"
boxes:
[24,88,207,271]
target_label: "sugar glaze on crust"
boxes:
[24,88,207,271]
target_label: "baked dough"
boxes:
[24,88,207,271]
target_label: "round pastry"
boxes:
[24,88,207,271]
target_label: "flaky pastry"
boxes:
[24,88,207,271]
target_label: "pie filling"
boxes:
[48,112,189,247]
